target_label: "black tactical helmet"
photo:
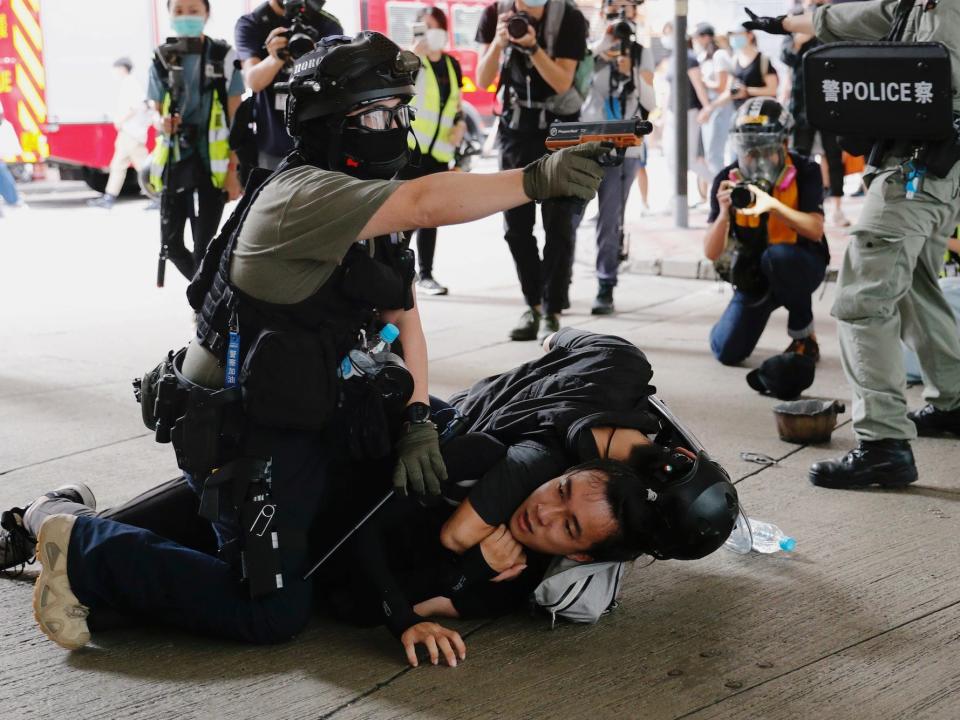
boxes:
[732,97,794,137]
[651,452,739,561]
[285,31,419,135]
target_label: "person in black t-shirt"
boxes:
[234,0,343,170]
[475,0,589,344]
[397,7,468,297]
[703,100,828,367]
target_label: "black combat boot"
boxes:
[591,282,615,315]
[908,404,960,437]
[808,440,918,489]
[509,307,541,341]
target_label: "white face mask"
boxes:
[661,34,674,51]
[426,28,447,51]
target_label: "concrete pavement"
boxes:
[0,177,957,720]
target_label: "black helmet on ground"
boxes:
[283,32,420,179]
[644,451,739,561]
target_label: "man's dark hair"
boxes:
[570,458,667,563]
[113,57,134,72]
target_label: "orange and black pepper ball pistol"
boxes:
[545,118,654,166]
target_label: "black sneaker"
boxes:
[908,404,960,437]
[538,313,560,342]
[417,276,449,296]
[592,283,615,315]
[509,308,541,341]
[808,440,918,489]
[1,483,97,575]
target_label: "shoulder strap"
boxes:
[886,0,916,41]
[759,52,769,77]
[498,0,513,15]
[542,0,568,59]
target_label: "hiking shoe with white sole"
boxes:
[33,514,90,650]
[1,483,96,575]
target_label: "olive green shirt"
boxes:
[813,0,960,113]
[182,166,402,388]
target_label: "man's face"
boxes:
[508,469,618,560]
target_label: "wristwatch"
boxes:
[404,402,431,425]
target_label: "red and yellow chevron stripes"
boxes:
[1,0,48,162]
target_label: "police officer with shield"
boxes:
[744,1,960,488]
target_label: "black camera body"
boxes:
[730,179,772,210]
[507,12,533,39]
[282,0,326,60]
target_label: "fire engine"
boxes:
[0,0,495,193]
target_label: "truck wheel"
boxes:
[82,167,142,196]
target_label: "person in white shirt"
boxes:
[0,105,24,213]
[88,58,153,209]
[693,24,734,176]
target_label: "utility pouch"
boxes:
[918,115,960,178]
[339,245,413,310]
[239,328,338,431]
[804,42,954,141]
[134,351,180,437]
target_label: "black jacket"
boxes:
[449,329,660,461]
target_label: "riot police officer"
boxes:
[744,2,960,488]
[26,32,608,651]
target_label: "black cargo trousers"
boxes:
[499,125,576,315]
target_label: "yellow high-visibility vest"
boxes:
[408,55,460,164]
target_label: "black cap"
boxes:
[694,23,715,37]
[746,352,816,401]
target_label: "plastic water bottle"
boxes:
[367,323,399,354]
[747,518,796,554]
[340,324,400,379]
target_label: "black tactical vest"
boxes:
[187,153,415,375]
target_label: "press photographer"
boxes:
[743,0,960,489]
[578,0,654,315]
[703,99,828,368]
[235,0,342,169]
[148,0,244,285]
[475,0,589,341]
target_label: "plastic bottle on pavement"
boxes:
[747,518,796,554]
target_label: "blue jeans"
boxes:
[67,428,338,644]
[711,243,827,366]
[0,163,19,205]
[596,157,643,286]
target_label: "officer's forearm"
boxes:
[783,12,815,36]
[386,302,429,406]
[360,171,528,240]
[530,48,574,95]
[773,202,824,241]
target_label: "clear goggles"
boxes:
[734,132,785,184]
[344,103,415,132]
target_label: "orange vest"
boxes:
[730,156,799,246]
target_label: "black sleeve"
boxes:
[780,36,801,68]
[234,14,267,62]
[551,7,587,61]
[451,55,464,89]
[707,167,728,224]
[550,328,639,353]
[468,441,565,526]
[450,563,544,619]
[796,156,826,217]
[475,3,499,45]
[687,50,700,69]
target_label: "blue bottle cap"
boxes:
[779,537,796,552]
[380,323,400,344]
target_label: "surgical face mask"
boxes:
[660,34,674,51]
[426,28,447,51]
[729,35,748,51]
[524,0,548,8]
[171,15,206,37]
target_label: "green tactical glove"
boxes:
[393,422,447,496]
[522,142,608,202]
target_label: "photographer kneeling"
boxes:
[476,0,588,341]
[704,99,828,366]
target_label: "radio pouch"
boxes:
[803,42,953,141]
[239,328,339,431]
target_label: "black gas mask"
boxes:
[332,102,415,179]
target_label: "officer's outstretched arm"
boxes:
[357,143,607,241]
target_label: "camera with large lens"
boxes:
[730,179,772,210]
[282,0,326,60]
[609,13,635,43]
[507,12,533,39]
